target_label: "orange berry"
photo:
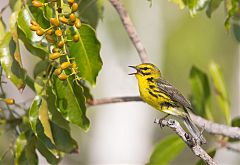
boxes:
[72,34,79,42]
[54,68,62,75]
[72,63,77,69]
[36,29,44,36]
[4,98,15,105]
[46,29,53,35]
[69,13,76,22]
[30,25,39,31]
[68,0,74,5]
[50,18,59,27]
[71,2,78,12]
[58,40,65,48]
[50,52,61,60]
[75,18,81,29]
[55,29,62,37]
[58,73,68,80]
[32,1,43,8]
[60,61,71,70]
[59,17,68,24]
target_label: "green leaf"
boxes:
[190,66,213,120]
[148,135,185,165]
[68,24,102,85]
[17,7,43,42]
[76,0,104,28]
[17,28,47,59]
[229,117,240,142]
[53,76,90,130]
[36,116,78,154]
[80,80,93,101]
[38,99,55,144]
[43,5,53,20]
[28,88,78,160]
[25,75,36,92]
[50,121,78,153]
[209,62,230,125]
[182,0,208,16]
[206,0,223,17]
[29,96,56,148]
[0,32,25,90]
[29,96,42,134]
[224,0,239,29]
[29,6,50,29]
[15,131,38,165]
[9,0,22,11]
[17,7,48,58]
[36,120,55,150]
[96,0,105,20]
[15,133,27,165]
[231,117,240,127]
[46,86,70,131]
[169,0,185,9]
[0,17,6,42]
[33,60,50,78]
[196,148,216,165]
[36,138,60,165]
[232,23,240,42]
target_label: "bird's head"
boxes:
[128,63,161,79]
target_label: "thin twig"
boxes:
[218,139,240,154]
[87,96,240,140]
[87,96,142,106]
[109,0,149,63]
[225,143,240,153]
[190,113,240,139]
[154,118,217,165]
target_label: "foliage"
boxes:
[169,0,240,41]
[148,135,185,165]
[0,0,102,164]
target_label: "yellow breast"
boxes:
[137,77,171,111]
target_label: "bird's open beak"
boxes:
[128,66,137,75]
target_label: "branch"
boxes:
[87,96,142,106]
[154,118,217,165]
[87,96,240,139]
[109,0,149,63]
[190,113,240,139]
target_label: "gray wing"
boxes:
[155,77,192,110]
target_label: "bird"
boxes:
[129,63,206,144]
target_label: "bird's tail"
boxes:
[183,115,206,144]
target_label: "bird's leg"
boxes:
[154,114,170,128]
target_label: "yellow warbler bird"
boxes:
[129,63,206,144]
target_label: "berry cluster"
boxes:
[31,0,81,81]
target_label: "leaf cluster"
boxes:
[0,0,103,164]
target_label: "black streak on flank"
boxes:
[149,85,155,89]
[142,72,151,76]
[160,102,174,109]
[147,77,154,82]
[148,90,158,98]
